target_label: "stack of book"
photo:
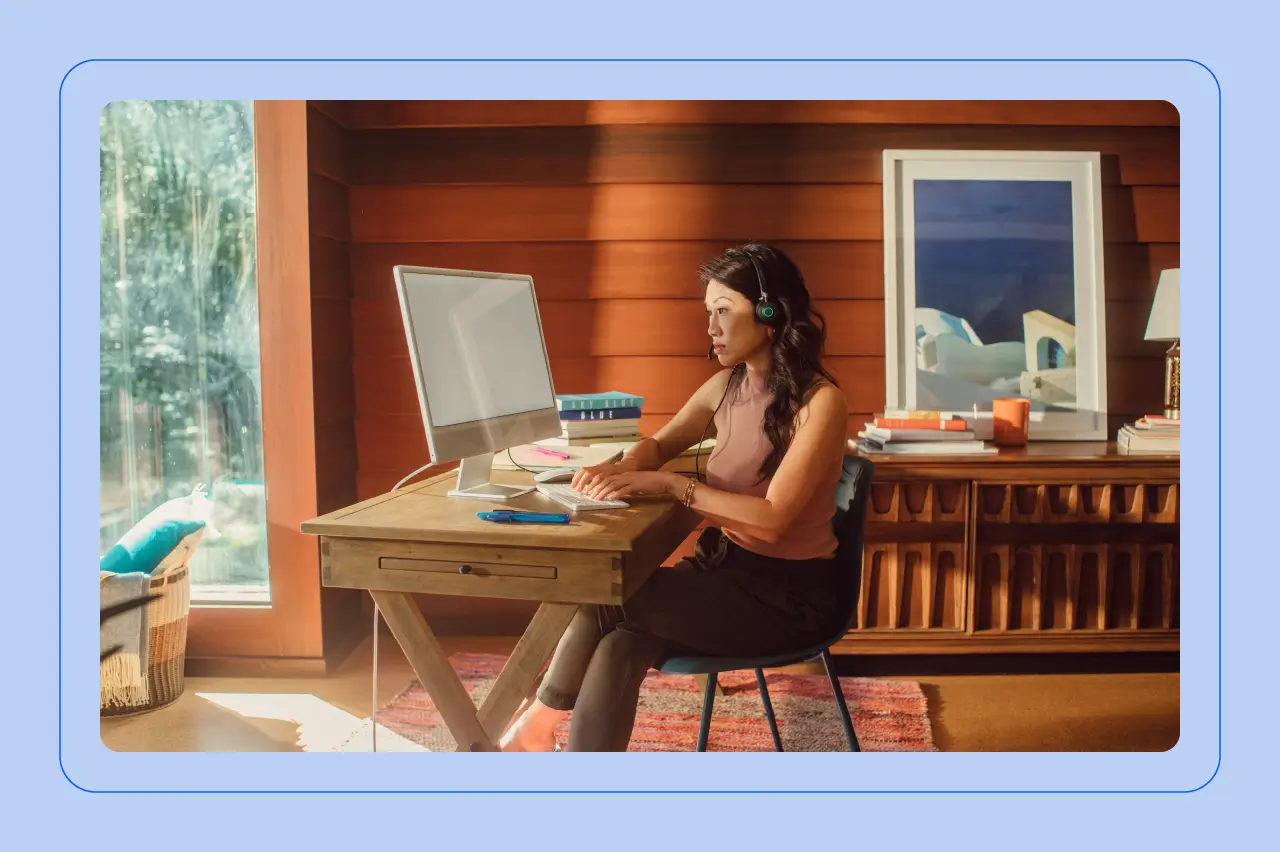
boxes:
[853,410,996,456]
[535,391,645,447]
[1117,415,1180,454]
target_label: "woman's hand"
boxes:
[582,470,683,502]
[571,457,639,494]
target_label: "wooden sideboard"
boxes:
[832,443,1179,655]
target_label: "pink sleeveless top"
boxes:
[704,370,840,560]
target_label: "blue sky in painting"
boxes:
[914,179,1076,344]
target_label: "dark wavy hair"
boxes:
[698,243,839,483]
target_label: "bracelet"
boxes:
[681,477,697,508]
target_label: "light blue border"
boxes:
[64,58,1218,795]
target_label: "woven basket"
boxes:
[100,534,196,717]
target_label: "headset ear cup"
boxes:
[755,299,782,325]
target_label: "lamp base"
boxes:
[1163,340,1180,421]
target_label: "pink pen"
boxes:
[530,446,572,460]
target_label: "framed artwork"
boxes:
[882,150,1108,440]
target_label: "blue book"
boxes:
[559,406,643,421]
[554,392,645,411]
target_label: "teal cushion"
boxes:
[100,519,206,575]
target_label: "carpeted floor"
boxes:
[371,652,936,752]
[101,634,1178,752]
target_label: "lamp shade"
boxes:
[1145,268,1180,341]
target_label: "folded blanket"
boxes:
[100,571,151,709]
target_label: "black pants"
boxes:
[536,527,839,751]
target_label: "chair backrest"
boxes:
[828,455,875,638]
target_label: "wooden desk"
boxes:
[301,467,701,752]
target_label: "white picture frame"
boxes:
[882,150,1109,440]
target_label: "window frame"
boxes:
[184,101,327,663]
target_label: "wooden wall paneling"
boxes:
[348,124,1178,187]
[1106,301,1175,358]
[1102,186,1180,243]
[340,100,1180,129]
[307,102,361,665]
[309,101,351,129]
[349,184,886,243]
[307,104,349,185]
[1105,243,1180,303]
[311,236,352,300]
[349,239,1175,304]
[311,298,354,361]
[349,183,1177,245]
[352,240,889,301]
[313,360,356,427]
[309,173,351,241]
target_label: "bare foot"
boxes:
[499,702,564,752]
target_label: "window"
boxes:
[99,100,270,603]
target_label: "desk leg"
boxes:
[369,590,497,752]
[477,602,579,745]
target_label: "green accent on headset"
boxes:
[762,306,774,317]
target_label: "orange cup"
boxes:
[993,398,1030,446]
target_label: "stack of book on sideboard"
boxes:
[534,391,645,447]
[852,410,997,456]
[1117,415,1180,455]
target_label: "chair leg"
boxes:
[755,668,784,752]
[821,648,860,752]
[696,672,718,752]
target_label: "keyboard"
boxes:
[536,483,630,512]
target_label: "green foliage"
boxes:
[100,101,266,569]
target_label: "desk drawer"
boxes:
[381,557,556,580]
[320,537,624,604]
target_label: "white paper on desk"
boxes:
[493,444,624,470]
[588,438,715,457]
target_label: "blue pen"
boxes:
[477,510,571,525]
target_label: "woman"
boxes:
[500,243,850,752]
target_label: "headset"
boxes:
[741,246,784,327]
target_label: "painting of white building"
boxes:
[914,306,1078,411]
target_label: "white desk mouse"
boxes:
[534,468,576,483]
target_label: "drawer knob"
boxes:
[459,564,473,574]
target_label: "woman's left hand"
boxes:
[584,470,682,501]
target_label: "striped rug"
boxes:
[375,652,936,752]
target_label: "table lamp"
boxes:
[1144,268,1180,420]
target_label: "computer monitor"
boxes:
[392,265,563,499]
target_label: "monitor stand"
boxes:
[446,452,535,500]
